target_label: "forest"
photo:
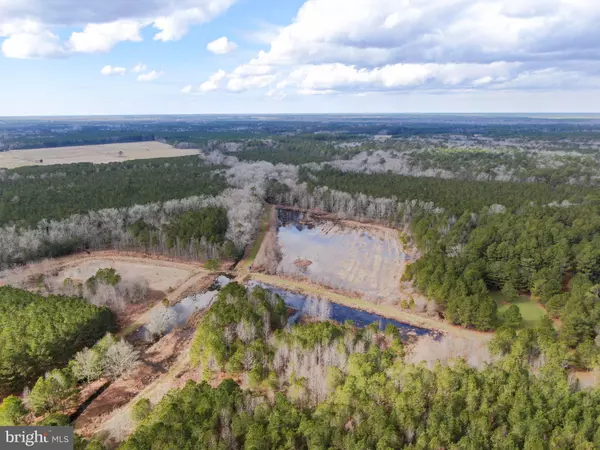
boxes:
[0,286,116,395]
[2,117,600,448]
[120,284,600,450]
[0,157,227,226]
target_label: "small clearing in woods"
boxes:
[0,252,200,293]
[0,141,198,168]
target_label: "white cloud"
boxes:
[1,29,64,58]
[181,85,193,94]
[191,0,600,97]
[131,62,147,73]
[207,36,238,54]
[199,69,227,92]
[137,70,164,81]
[0,0,238,58]
[68,20,143,53]
[100,65,126,75]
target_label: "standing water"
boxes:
[248,281,439,339]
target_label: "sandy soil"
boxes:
[0,251,204,292]
[57,259,193,293]
[0,142,198,168]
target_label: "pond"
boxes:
[276,209,405,302]
[248,281,439,340]
[136,275,232,341]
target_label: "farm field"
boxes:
[0,141,198,168]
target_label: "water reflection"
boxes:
[276,209,405,300]
[248,281,439,340]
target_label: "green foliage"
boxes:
[86,268,121,293]
[204,259,221,271]
[0,396,27,426]
[0,156,227,226]
[502,305,523,329]
[127,219,158,248]
[165,206,229,248]
[38,413,71,426]
[121,354,600,450]
[28,369,77,415]
[68,334,117,383]
[0,286,117,395]
[190,283,286,371]
[131,398,152,422]
[306,166,597,214]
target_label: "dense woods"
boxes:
[0,286,116,395]
[0,157,227,226]
[3,117,600,448]
[0,190,261,268]
[303,167,599,214]
[121,284,600,450]
[409,203,600,366]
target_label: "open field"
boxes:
[0,252,203,293]
[492,291,546,328]
[0,141,198,168]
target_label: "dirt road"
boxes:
[250,273,493,341]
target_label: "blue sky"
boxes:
[2,0,600,115]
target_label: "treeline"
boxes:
[233,138,361,165]
[409,203,600,367]
[0,193,259,268]
[303,167,600,214]
[0,156,226,226]
[120,285,600,449]
[0,286,116,395]
[0,132,155,151]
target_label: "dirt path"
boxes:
[250,273,493,341]
[118,271,216,337]
[74,326,197,440]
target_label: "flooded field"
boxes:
[249,281,438,340]
[276,209,405,302]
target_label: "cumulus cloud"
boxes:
[137,70,164,81]
[100,65,126,75]
[193,0,600,96]
[68,20,143,53]
[0,0,237,58]
[199,69,227,92]
[207,36,238,54]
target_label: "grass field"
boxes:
[492,291,546,328]
[0,141,198,168]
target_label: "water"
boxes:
[136,275,232,341]
[276,209,405,300]
[248,281,438,339]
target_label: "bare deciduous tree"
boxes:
[104,340,140,379]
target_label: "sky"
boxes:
[1,0,600,115]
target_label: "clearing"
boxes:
[492,291,546,328]
[0,141,198,168]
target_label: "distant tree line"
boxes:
[0,157,227,227]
